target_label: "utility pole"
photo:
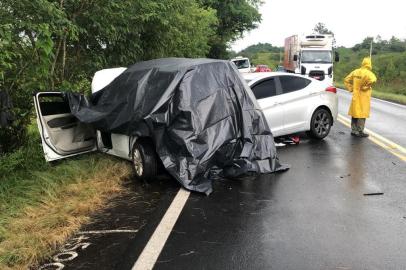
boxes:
[369,39,373,59]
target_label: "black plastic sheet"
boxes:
[67,58,289,194]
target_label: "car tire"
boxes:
[131,140,158,182]
[307,108,332,140]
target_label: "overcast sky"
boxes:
[231,0,406,52]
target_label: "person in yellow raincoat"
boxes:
[344,57,377,137]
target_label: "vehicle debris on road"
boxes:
[275,136,300,145]
[363,192,384,196]
[339,173,351,179]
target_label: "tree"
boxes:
[237,43,282,62]
[0,0,72,152]
[239,43,281,55]
[200,0,262,59]
[0,0,218,153]
[388,36,406,52]
[313,22,334,35]
[352,37,374,52]
[384,60,397,82]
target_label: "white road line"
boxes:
[77,229,139,234]
[132,188,191,270]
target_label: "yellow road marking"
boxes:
[337,114,406,162]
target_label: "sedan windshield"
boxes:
[301,51,332,64]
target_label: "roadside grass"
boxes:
[334,81,406,105]
[371,91,406,105]
[0,124,131,269]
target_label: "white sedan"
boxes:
[243,72,338,139]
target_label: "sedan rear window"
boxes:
[279,76,311,94]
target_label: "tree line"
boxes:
[0,0,262,153]
[352,36,406,53]
[335,38,406,96]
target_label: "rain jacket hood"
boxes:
[361,57,372,70]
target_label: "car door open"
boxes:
[34,92,96,161]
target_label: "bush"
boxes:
[334,48,406,96]
[0,123,46,177]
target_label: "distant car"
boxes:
[243,72,338,139]
[275,65,285,72]
[255,65,272,72]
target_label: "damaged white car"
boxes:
[34,58,288,194]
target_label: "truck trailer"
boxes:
[284,34,339,85]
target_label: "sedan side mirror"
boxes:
[293,54,298,61]
[335,51,340,62]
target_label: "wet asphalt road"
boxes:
[39,109,406,269]
[153,125,406,270]
[337,89,406,146]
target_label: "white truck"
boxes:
[283,34,339,85]
[230,56,251,73]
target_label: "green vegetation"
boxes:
[234,43,283,69]
[0,1,262,268]
[201,0,262,59]
[0,0,262,153]
[0,124,131,269]
[371,91,406,105]
[335,37,406,104]
[336,82,406,105]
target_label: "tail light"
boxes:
[325,86,337,93]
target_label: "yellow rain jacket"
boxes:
[344,58,377,118]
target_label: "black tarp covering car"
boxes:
[66,58,289,194]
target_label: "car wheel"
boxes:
[132,140,158,181]
[307,108,332,140]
